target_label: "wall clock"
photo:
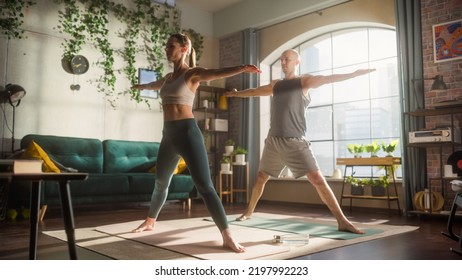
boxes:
[70,55,89,75]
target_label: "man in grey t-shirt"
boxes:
[225,49,374,234]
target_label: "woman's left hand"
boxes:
[242,64,262,74]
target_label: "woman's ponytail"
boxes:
[189,47,196,67]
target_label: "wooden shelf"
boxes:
[405,107,462,117]
[336,157,401,166]
[408,142,462,148]
[406,104,461,215]
[338,157,402,214]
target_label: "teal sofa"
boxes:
[8,134,196,210]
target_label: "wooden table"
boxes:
[11,173,88,260]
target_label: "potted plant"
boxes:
[347,144,365,158]
[365,141,381,157]
[220,156,231,173]
[346,173,364,196]
[371,176,389,196]
[232,146,247,164]
[381,139,399,157]
[224,139,235,155]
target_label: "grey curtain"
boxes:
[237,28,260,200]
[395,0,426,212]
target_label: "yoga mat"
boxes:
[222,213,384,240]
[43,213,418,260]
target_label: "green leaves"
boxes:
[0,0,36,39]
[54,0,203,108]
[381,139,399,155]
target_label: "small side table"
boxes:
[218,170,233,202]
[12,172,88,260]
[217,162,250,204]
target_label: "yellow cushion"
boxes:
[22,141,60,173]
[175,157,187,174]
[149,157,187,174]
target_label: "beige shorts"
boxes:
[259,136,319,178]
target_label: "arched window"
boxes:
[269,27,401,178]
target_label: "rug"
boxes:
[43,212,418,260]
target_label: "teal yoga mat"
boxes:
[208,215,384,240]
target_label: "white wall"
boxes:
[176,0,219,68]
[0,0,215,153]
[213,0,350,38]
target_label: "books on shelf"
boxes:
[0,159,43,174]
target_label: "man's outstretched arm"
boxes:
[224,83,274,98]
[302,69,375,89]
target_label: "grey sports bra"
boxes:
[159,72,195,106]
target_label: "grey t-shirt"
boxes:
[268,78,310,138]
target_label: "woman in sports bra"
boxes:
[132,33,261,253]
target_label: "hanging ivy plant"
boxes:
[112,2,143,104]
[0,0,36,39]
[82,0,117,106]
[55,0,85,60]
[54,0,202,108]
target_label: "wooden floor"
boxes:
[0,200,461,260]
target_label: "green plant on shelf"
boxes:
[220,156,231,164]
[347,144,365,158]
[381,139,399,157]
[372,175,389,188]
[365,141,381,157]
[232,146,247,155]
[225,139,235,146]
[345,173,363,187]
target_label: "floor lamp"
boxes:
[0,84,26,153]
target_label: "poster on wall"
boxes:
[432,19,462,63]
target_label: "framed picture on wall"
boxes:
[138,68,159,99]
[432,19,462,63]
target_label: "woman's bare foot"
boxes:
[338,221,364,234]
[132,217,156,233]
[221,228,246,253]
[235,214,251,221]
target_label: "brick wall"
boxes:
[219,33,243,150]
[421,0,462,207]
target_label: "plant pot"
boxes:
[220,163,231,173]
[371,185,386,196]
[234,154,245,164]
[351,185,364,196]
[224,145,234,155]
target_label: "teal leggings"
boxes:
[148,118,229,232]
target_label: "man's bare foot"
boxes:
[132,217,156,233]
[338,221,364,234]
[235,214,251,221]
[222,228,246,253]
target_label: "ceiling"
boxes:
[175,0,243,13]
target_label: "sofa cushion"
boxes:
[148,157,188,174]
[103,140,159,173]
[22,140,61,173]
[168,174,195,200]
[128,173,156,194]
[21,134,103,173]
